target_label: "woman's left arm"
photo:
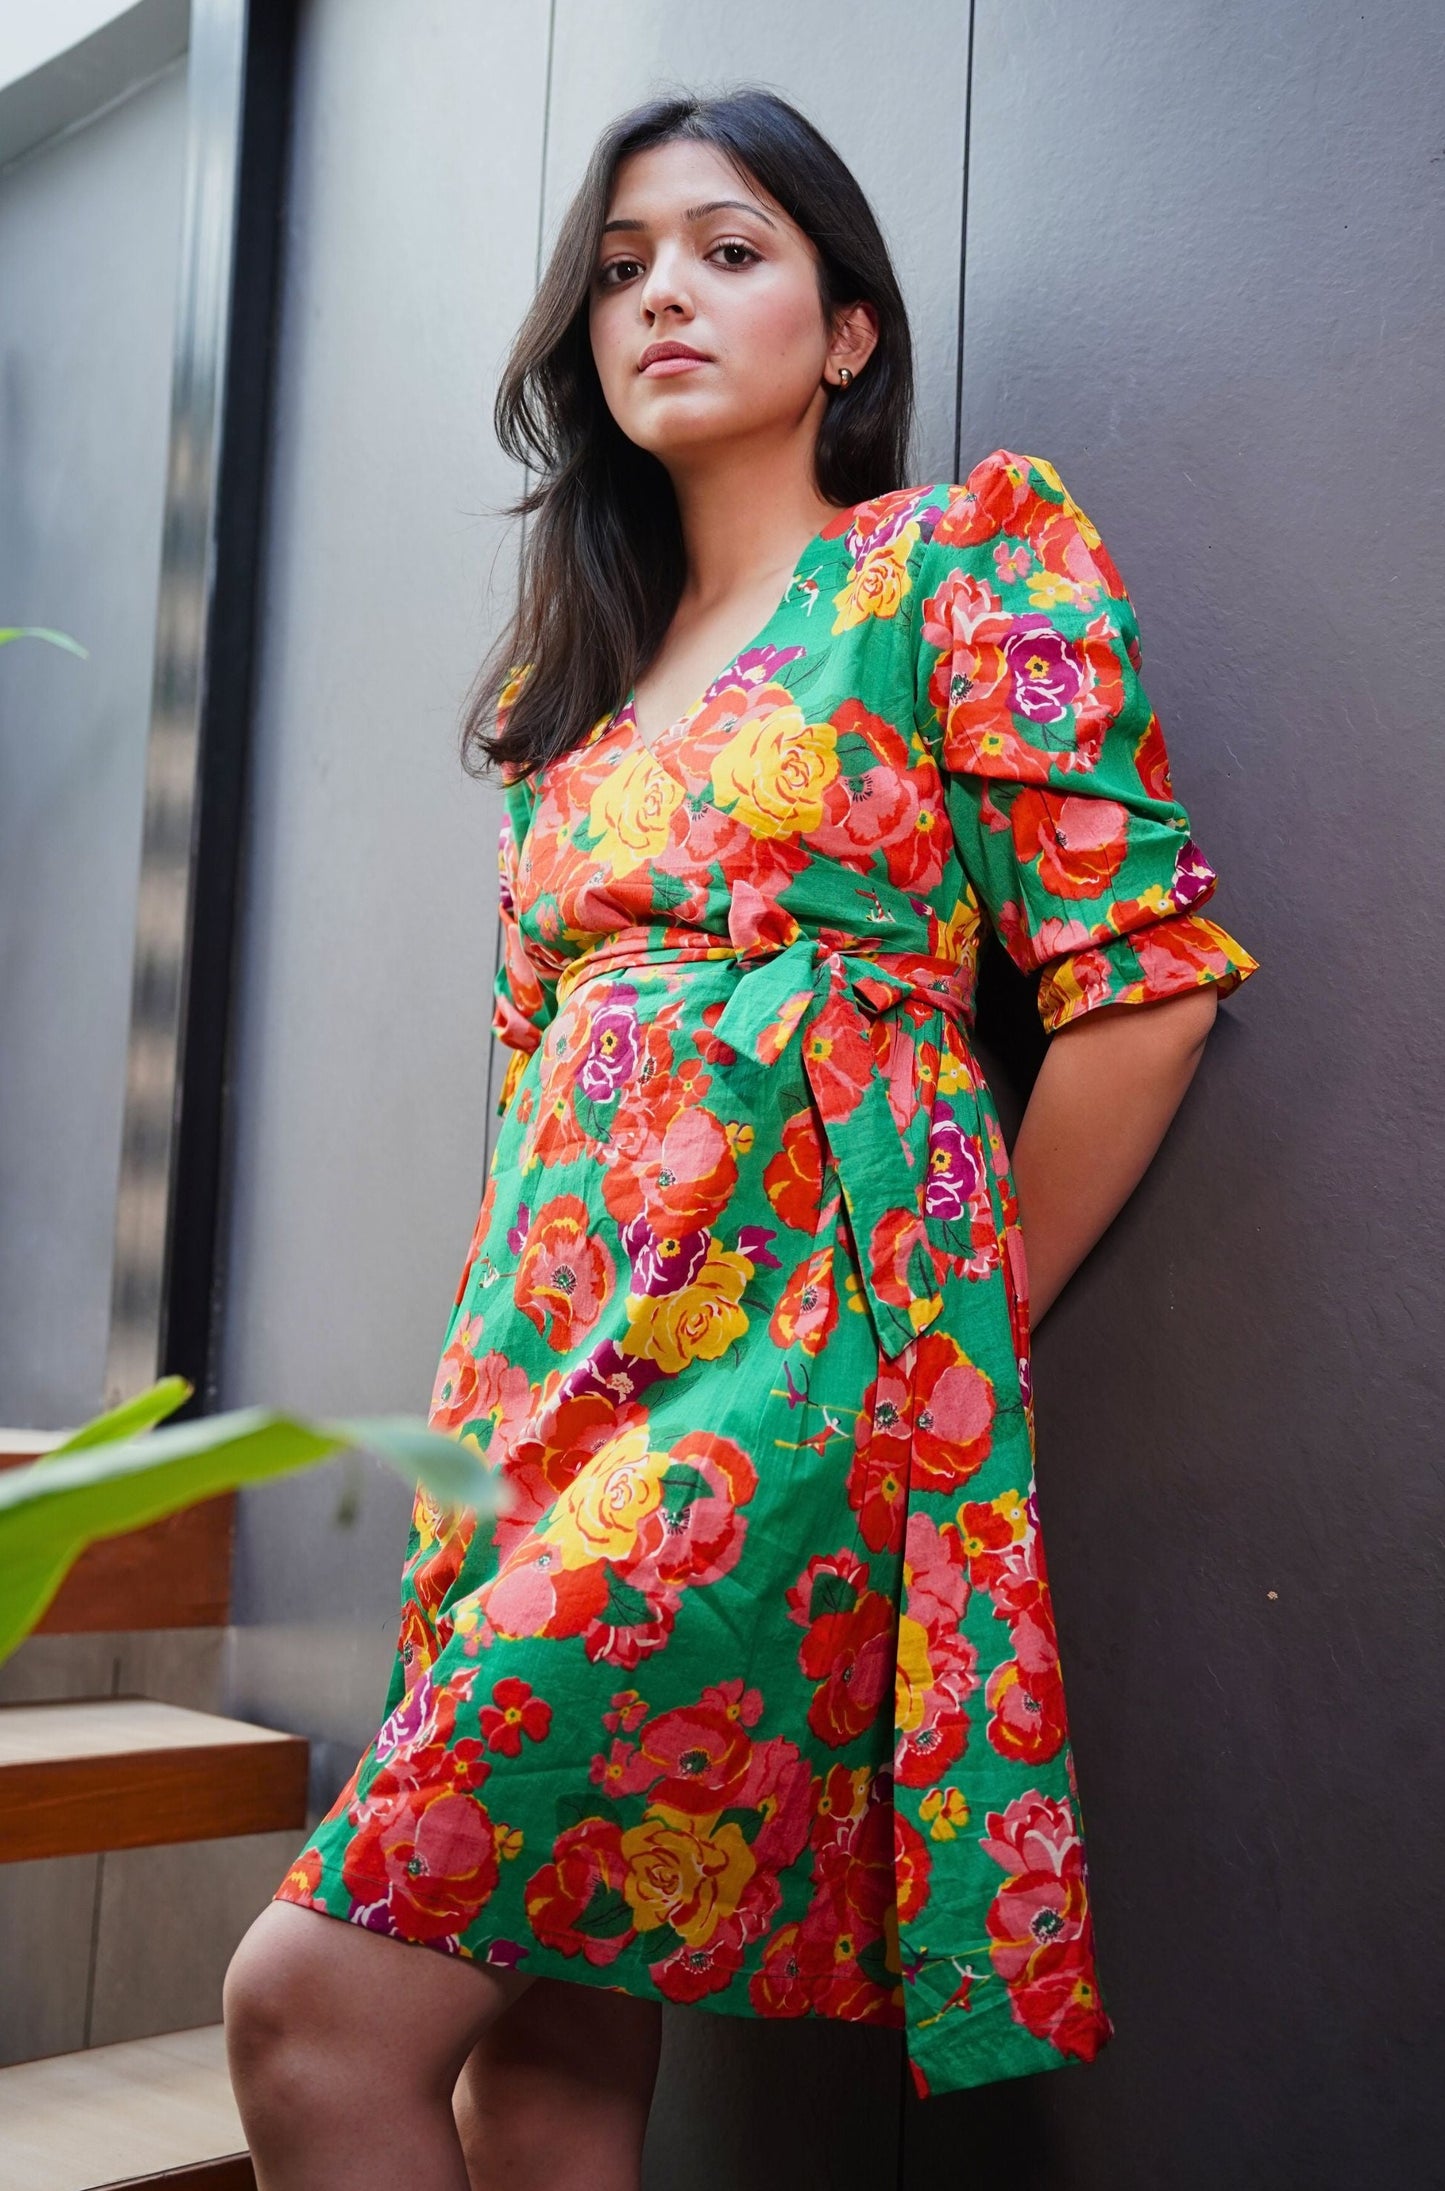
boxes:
[911,452,1260,1324]
[1008,985,1219,1327]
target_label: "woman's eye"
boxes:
[595,240,759,290]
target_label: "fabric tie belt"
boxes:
[554,929,970,1360]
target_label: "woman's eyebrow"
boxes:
[601,198,779,235]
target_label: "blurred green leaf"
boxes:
[48,1376,193,1455]
[0,1386,501,1664]
[0,626,87,656]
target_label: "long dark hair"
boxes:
[462,86,917,781]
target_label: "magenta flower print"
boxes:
[1002,618,1086,725]
[577,987,639,1100]
[923,1100,986,1222]
[620,1214,711,1297]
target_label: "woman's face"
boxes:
[588,137,874,466]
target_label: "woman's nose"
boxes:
[637,244,694,322]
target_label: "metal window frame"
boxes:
[104,0,298,1412]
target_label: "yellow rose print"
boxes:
[621,1237,751,1373]
[588,747,683,874]
[710,703,839,838]
[830,519,920,631]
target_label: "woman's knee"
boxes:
[223,1901,340,2106]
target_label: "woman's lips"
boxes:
[640,354,710,376]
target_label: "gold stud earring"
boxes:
[837,367,854,386]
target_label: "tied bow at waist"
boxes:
[554,930,969,1361]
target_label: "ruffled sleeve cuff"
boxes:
[1037,909,1260,1034]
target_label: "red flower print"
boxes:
[453,1176,499,1307]
[1129,911,1240,995]
[893,1807,932,1924]
[982,1791,1112,2062]
[844,484,931,549]
[749,1920,825,2017]
[525,1817,635,1966]
[933,459,1038,545]
[287,452,1257,2090]
[862,1206,938,1321]
[787,1554,896,1746]
[849,1356,912,1548]
[846,1429,907,1556]
[407,1511,477,1626]
[910,1331,997,1490]
[428,1314,486,1432]
[514,1196,615,1352]
[763,1108,826,1230]
[786,1547,869,1629]
[982,1583,1068,1765]
[808,704,948,896]
[1008,789,1130,901]
[277,1845,323,1906]
[1029,505,1126,602]
[627,1430,758,1594]
[769,1245,839,1356]
[894,1514,979,1787]
[480,1534,610,1644]
[958,1489,1037,1602]
[612,1697,756,1816]
[427,1340,532,1462]
[649,1911,747,2003]
[1134,708,1174,801]
[602,1687,648,1733]
[343,1773,502,1944]
[618,1105,738,1237]
[798,994,875,1127]
[727,876,802,958]
[394,1598,438,1695]
[986,1648,1068,1766]
[479,1677,552,1757]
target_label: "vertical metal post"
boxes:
[105,0,296,1409]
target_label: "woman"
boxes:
[226,86,1257,2190]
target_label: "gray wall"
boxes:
[215,2,1444,2185]
[0,57,186,1427]
[906,2,1445,2184]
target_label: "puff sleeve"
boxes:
[491,677,558,1115]
[913,449,1259,1032]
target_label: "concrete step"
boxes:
[0,2023,252,2190]
[0,1699,308,1863]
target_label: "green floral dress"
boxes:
[275,448,1258,2098]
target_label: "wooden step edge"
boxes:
[0,2023,252,2191]
[96,2162,253,2191]
[0,1698,309,1864]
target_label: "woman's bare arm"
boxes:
[1009,984,1221,1328]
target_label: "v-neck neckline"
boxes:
[590,504,859,762]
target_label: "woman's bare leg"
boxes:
[224,1900,534,2191]
[453,1978,662,2191]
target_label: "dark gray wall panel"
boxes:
[907,3,1445,2184]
